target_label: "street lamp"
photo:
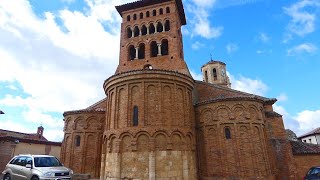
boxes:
[0,110,4,114]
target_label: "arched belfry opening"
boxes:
[165,20,170,31]
[128,45,135,60]
[157,22,163,33]
[141,25,147,35]
[150,41,158,57]
[213,68,217,80]
[138,43,145,59]
[134,26,139,37]
[149,23,155,34]
[161,39,169,56]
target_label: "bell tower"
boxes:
[115,0,191,76]
[201,60,231,88]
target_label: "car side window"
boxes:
[15,157,27,166]
[9,157,18,164]
[26,157,33,166]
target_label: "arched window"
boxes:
[128,45,135,60]
[161,39,168,56]
[157,22,163,32]
[204,71,208,82]
[127,27,132,38]
[166,7,170,13]
[140,12,143,19]
[146,11,150,17]
[159,8,163,15]
[133,14,137,20]
[141,25,147,35]
[150,41,158,57]
[127,15,130,22]
[213,68,217,80]
[165,20,170,31]
[149,23,155,34]
[138,43,145,59]
[225,128,231,139]
[134,26,139,37]
[75,135,80,146]
[152,9,156,16]
[133,106,138,126]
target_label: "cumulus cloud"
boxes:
[295,110,320,131]
[0,0,131,141]
[229,74,268,96]
[284,0,320,37]
[226,43,238,54]
[186,1,223,39]
[191,41,204,50]
[287,43,317,56]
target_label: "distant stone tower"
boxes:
[101,0,196,179]
[201,60,231,88]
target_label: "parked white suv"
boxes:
[1,154,73,180]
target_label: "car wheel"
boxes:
[31,176,39,180]
[3,174,11,180]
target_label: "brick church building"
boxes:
[60,0,301,179]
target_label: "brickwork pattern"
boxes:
[195,100,273,179]
[61,112,105,178]
[101,70,196,179]
[0,142,13,171]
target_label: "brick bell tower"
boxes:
[101,0,197,179]
[115,0,191,76]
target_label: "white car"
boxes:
[1,154,73,180]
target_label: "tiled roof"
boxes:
[290,140,320,154]
[201,60,226,68]
[115,0,187,25]
[298,127,320,139]
[0,129,47,141]
[194,81,276,106]
[0,136,61,146]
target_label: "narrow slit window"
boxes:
[140,12,143,19]
[161,39,168,56]
[225,128,231,139]
[133,106,138,126]
[127,15,130,22]
[75,135,81,146]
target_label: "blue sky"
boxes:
[0,0,319,141]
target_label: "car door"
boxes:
[20,157,33,180]
[10,156,25,180]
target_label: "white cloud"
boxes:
[276,93,288,102]
[191,41,204,50]
[284,0,320,37]
[294,110,320,132]
[186,2,223,39]
[226,43,238,54]
[287,43,317,56]
[190,70,203,81]
[258,32,270,43]
[191,0,217,8]
[0,0,131,141]
[229,73,268,96]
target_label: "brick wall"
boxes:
[61,112,105,178]
[0,141,13,171]
[293,154,320,179]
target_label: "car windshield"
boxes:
[34,157,62,167]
